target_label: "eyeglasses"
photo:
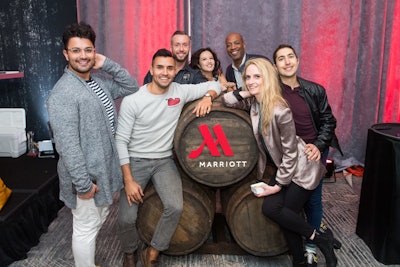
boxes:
[66,47,95,54]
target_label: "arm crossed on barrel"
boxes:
[192,88,219,117]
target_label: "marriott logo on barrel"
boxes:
[189,123,248,169]
[174,100,258,187]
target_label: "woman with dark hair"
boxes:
[190,47,236,92]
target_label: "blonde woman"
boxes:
[223,58,337,267]
[190,47,236,92]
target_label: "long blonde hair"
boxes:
[241,58,288,135]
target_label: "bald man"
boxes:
[224,32,269,90]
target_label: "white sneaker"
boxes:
[305,250,318,267]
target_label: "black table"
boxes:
[356,123,400,265]
[0,155,63,267]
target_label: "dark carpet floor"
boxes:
[8,174,400,267]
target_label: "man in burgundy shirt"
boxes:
[273,44,343,267]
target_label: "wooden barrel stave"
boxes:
[221,174,288,256]
[137,178,215,255]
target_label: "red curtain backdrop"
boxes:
[300,1,399,123]
[77,0,400,168]
[384,0,400,122]
[77,0,184,85]
[190,0,400,168]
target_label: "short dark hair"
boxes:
[62,22,96,49]
[272,44,298,64]
[152,48,174,66]
[190,47,222,78]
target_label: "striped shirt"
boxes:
[86,78,115,134]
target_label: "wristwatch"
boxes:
[204,93,212,100]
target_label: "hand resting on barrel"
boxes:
[192,97,212,117]
[192,90,217,117]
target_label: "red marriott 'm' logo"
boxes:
[189,124,234,159]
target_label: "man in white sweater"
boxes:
[115,48,221,267]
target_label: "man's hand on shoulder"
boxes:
[93,53,106,70]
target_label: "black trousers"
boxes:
[262,182,315,263]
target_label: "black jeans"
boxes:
[262,182,315,264]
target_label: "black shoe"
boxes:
[313,231,338,267]
[320,222,342,249]
[292,259,306,267]
[333,237,342,250]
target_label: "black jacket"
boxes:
[296,77,343,156]
[225,53,269,90]
[143,65,206,85]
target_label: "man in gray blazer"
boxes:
[47,22,138,267]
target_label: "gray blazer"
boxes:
[47,58,139,209]
[223,92,326,190]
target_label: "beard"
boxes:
[174,54,188,63]
[69,59,94,74]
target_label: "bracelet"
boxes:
[233,89,244,101]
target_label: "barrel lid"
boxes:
[174,100,258,187]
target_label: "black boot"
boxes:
[292,258,306,267]
[333,237,342,250]
[313,231,338,267]
[320,222,342,249]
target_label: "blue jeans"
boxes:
[305,149,329,231]
[118,156,183,252]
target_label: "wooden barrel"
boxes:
[137,177,215,255]
[221,173,288,256]
[174,98,258,187]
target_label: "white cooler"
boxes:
[0,108,27,158]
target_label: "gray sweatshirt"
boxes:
[116,81,221,165]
